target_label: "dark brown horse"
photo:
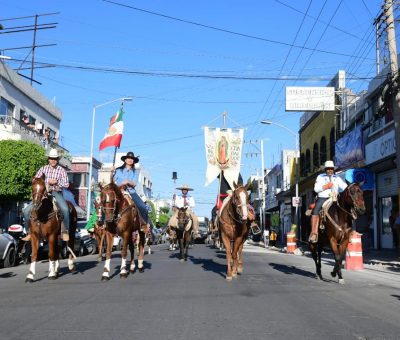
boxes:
[93,195,106,262]
[176,207,193,261]
[309,182,366,284]
[99,182,146,280]
[26,176,77,282]
[166,225,178,251]
[219,182,250,281]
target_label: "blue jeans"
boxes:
[129,191,148,223]
[311,197,327,216]
[23,191,70,232]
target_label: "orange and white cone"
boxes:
[345,231,363,271]
[286,229,297,253]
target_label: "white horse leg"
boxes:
[48,260,57,279]
[120,257,128,277]
[130,261,136,273]
[26,261,36,282]
[68,258,75,271]
[102,258,111,280]
[138,259,144,272]
[148,246,152,255]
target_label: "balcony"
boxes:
[0,115,71,168]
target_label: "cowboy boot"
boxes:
[308,215,319,243]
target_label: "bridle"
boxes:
[101,189,119,223]
[337,183,365,218]
[228,187,248,223]
[32,180,48,210]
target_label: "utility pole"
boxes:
[385,0,400,206]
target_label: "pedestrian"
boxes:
[389,209,398,249]
[263,227,269,248]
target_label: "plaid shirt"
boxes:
[35,165,69,192]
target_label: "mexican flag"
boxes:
[99,108,124,151]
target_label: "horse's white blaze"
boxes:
[68,258,74,270]
[138,259,144,269]
[239,191,248,220]
[106,193,110,203]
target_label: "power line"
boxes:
[102,0,374,61]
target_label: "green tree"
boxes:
[0,140,47,203]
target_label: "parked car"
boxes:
[0,232,17,268]
[195,223,209,244]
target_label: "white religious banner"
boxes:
[204,127,244,188]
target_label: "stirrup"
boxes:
[308,233,318,244]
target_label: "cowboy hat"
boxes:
[176,184,193,191]
[121,151,139,163]
[48,148,59,158]
[324,160,336,169]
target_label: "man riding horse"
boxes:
[309,160,348,243]
[23,148,71,242]
[168,184,199,237]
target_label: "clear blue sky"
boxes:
[1,0,385,217]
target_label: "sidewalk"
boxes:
[247,240,400,274]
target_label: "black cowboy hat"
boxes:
[121,151,139,163]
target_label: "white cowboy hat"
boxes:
[176,184,193,191]
[324,160,336,169]
[48,148,59,158]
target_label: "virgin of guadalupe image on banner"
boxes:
[204,127,244,189]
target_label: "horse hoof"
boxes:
[330,271,337,278]
[139,267,144,273]
[226,276,232,282]
[338,278,345,284]
[48,276,57,280]
[237,268,243,274]
[184,257,188,262]
[97,257,102,263]
[120,273,128,278]
[101,276,110,282]
[69,265,76,273]
[25,278,34,283]
[180,259,184,262]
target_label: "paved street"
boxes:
[0,243,400,340]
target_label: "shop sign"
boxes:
[365,130,396,165]
[286,86,335,111]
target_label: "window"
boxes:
[305,149,311,174]
[0,97,15,117]
[300,153,305,177]
[320,136,327,164]
[313,143,319,169]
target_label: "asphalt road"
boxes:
[0,242,399,340]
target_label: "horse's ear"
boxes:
[358,181,365,188]
[41,173,46,181]
[345,179,351,185]
[233,181,238,189]
[98,183,103,191]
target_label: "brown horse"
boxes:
[92,196,106,262]
[175,207,193,261]
[166,225,178,251]
[309,182,366,284]
[26,176,77,282]
[219,182,250,281]
[99,182,146,280]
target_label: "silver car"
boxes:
[0,232,17,268]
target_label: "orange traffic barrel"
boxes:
[345,231,363,271]
[286,232,297,253]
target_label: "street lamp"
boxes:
[86,97,132,221]
[261,120,300,239]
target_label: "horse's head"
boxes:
[31,175,48,210]
[344,182,366,215]
[99,183,122,223]
[231,182,250,222]
[177,207,190,230]
[94,195,104,225]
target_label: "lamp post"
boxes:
[261,120,300,239]
[86,97,132,221]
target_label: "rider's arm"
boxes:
[314,175,325,193]
[58,168,69,188]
